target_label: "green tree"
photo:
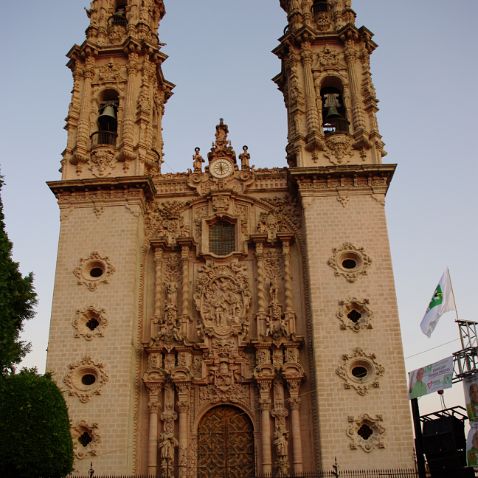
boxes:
[0,176,37,374]
[0,370,74,478]
[0,176,73,476]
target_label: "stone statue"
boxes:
[192,147,204,172]
[239,145,250,169]
[159,430,178,477]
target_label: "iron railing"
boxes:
[90,131,117,147]
[67,470,421,478]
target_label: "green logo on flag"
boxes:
[428,285,443,310]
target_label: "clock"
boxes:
[210,158,234,178]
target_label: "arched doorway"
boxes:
[197,405,255,478]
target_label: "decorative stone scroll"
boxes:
[146,201,191,245]
[337,298,373,332]
[327,242,371,283]
[194,260,251,338]
[64,356,109,403]
[347,414,385,453]
[73,252,115,291]
[72,420,100,459]
[336,348,384,395]
[73,306,108,340]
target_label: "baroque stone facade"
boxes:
[46,0,414,475]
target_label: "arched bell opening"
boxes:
[320,77,349,135]
[92,89,119,146]
[111,0,128,26]
[197,405,255,478]
[312,0,329,15]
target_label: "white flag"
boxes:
[420,269,456,337]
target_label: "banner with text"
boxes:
[408,356,454,399]
[464,375,478,422]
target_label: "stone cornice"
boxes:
[48,176,156,200]
[289,164,396,197]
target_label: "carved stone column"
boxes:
[121,51,139,163]
[254,239,267,337]
[176,383,191,478]
[152,247,163,339]
[145,382,162,474]
[160,382,178,478]
[258,380,273,474]
[74,56,95,166]
[279,235,296,335]
[301,43,320,141]
[272,379,290,475]
[178,240,191,337]
[343,38,366,135]
[287,379,304,474]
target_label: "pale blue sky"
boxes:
[0,1,477,415]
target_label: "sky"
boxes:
[0,1,477,418]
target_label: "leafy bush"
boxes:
[0,370,73,478]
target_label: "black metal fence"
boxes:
[66,470,420,478]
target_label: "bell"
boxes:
[98,104,117,132]
[325,104,341,120]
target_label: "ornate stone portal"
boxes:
[143,121,306,477]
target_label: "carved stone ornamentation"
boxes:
[262,196,301,232]
[265,279,288,339]
[89,148,115,177]
[315,11,332,32]
[73,306,108,340]
[155,281,183,344]
[64,356,109,403]
[72,421,100,459]
[327,243,372,282]
[145,201,190,245]
[347,414,385,452]
[73,252,115,291]
[336,348,384,395]
[199,383,249,405]
[313,47,344,70]
[337,192,350,208]
[337,298,373,332]
[194,260,251,338]
[147,201,191,245]
[257,212,281,241]
[97,61,126,83]
[324,134,353,165]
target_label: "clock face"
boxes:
[211,159,233,178]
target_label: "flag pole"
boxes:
[447,267,460,321]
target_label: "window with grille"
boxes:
[209,220,235,256]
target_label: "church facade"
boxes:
[46,0,414,475]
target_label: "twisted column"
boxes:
[255,241,267,336]
[180,243,190,337]
[280,236,296,334]
[152,247,163,339]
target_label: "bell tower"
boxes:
[46,1,173,474]
[62,0,173,179]
[275,0,415,470]
[274,0,384,167]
